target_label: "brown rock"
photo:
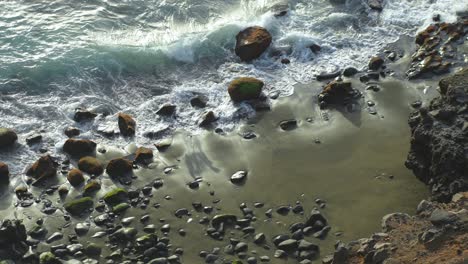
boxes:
[228,77,264,102]
[199,111,218,127]
[0,162,9,184]
[0,128,18,148]
[63,139,96,157]
[67,169,85,187]
[135,147,154,165]
[118,113,136,137]
[73,109,97,122]
[235,26,272,62]
[156,104,177,116]
[106,158,133,178]
[26,155,56,181]
[64,127,81,138]
[318,81,353,105]
[368,56,384,70]
[78,157,104,176]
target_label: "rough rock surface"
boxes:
[228,77,264,102]
[0,220,28,260]
[406,68,468,202]
[26,155,57,182]
[235,26,272,62]
[63,138,97,157]
[118,113,136,137]
[0,162,9,184]
[0,128,18,148]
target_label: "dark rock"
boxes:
[106,158,133,178]
[230,171,248,184]
[26,133,42,145]
[316,70,341,81]
[305,209,328,228]
[118,113,136,137]
[64,127,80,138]
[211,214,237,229]
[199,111,218,127]
[78,156,104,175]
[83,180,101,196]
[191,95,209,108]
[429,209,458,225]
[228,77,264,102]
[156,104,177,116]
[235,26,272,61]
[342,67,358,77]
[279,119,297,131]
[64,197,94,216]
[368,0,384,11]
[272,3,289,17]
[0,162,10,184]
[276,206,290,215]
[309,44,321,53]
[318,81,353,105]
[368,56,384,70]
[0,128,18,148]
[281,58,290,64]
[74,109,97,122]
[63,138,96,157]
[277,239,298,252]
[67,168,85,187]
[0,219,28,260]
[103,188,128,206]
[135,147,154,165]
[26,155,57,182]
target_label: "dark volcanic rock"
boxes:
[235,26,272,62]
[157,104,177,116]
[406,68,468,202]
[64,127,81,138]
[190,95,209,108]
[318,81,354,106]
[368,56,384,70]
[199,111,218,127]
[0,219,28,260]
[0,128,18,148]
[118,113,136,137]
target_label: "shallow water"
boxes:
[0,77,431,262]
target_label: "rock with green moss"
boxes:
[84,243,102,257]
[83,180,101,196]
[113,202,130,214]
[78,156,104,175]
[228,77,264,102]
[103,188,128,206]
[64,197,94,216]
[39,252,60,264]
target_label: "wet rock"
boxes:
[64,197,94,216]
[228,77,264,102]
[67,168,85,187]
[254,233,266,244]
[211,214,237,229]
[416,200,434,215]
[191,95,209,108]
[63,138,97,157]
[316,70,341,81]
[0,219,28,260]
[318,81,353,106]
[199,111,218,127]
[39,252,60,264]
[26,155,57,182]
[368,56,384,70]
[235,26,272,61]
[83,180,101,196]
[74,109,97,122]
[381,213,410,232]
[106,158,133,178]
[274,249,287,258]
[0,162,9,184]
[75,223,90,236]
[332,242,348,264]
[0,128,18,148]
[175,208,190,218]
[230,171,248,184]
[26,133,42,145]
[272,3,288,17]
[46,232,63,243]
[103,188,128,206]
[118,113,136,137]
[309,44,321,53]
[78,156,104,175]
[368,0,384,11]
[305,209,328,228]
[156,104,177,116]
[64,127,81,138]
[429,209,458,225]
[135,147,154,165]
[279,119,297,131]
[113,202,130,213]
[281,58,290,64]
[342,67,358,77]
[277,239,298,252]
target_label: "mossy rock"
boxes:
[113,202,130,214]
[83,180,101,196]
[136,233,158,245]
[84,243,102,257]
[102,188,128,206]
[39,252,60,264]
[228,77,264,102]
[63,138,96,157]
[0,128,18,148]
[64,197,94,216]
[78,156,104,175]
[67,169,84,187]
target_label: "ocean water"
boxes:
[0,0,465,170]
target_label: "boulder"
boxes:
[190,95,209,108]
[0,219,28,260]
[156,104,177,116]
[74,109,97,122]
[106,158,133,178]
[228,77,264,102]
[134,147,154,165]
[0,128,17,148]
[368,56,384,70]
[64,197,94,216]
[103,188,128,206]
[0,162,9,184]
[67,169,85,187]
[26,133,42,146]
[78,156,104,175]
[318,81,353,105]
[64,127,80,138]
[198,111,218,127]
[83,180,101,196]
[235,26,272,61]
[26,155,57,181]
[230,171,248,184]
[118,113,136,137]
[63,138,97,157]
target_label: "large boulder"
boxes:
[106,158,133,178]
[78,156,104,175]
[67,168,85,187]
[0,220,28,260]
[228,77,264,102]
[63,138,97,157]
[26,155,57,181]
[0,128,18,148]
[406,68,468,202]
[64,197,94,216]
[118,113,136,137]
[0,162,9,184]
[235,26,272,62]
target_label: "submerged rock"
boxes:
[0,162,9,184]
[157,104,177,116]
[106,158,133,178]
[134,147,154,165]
[63,138,97,157]
[190,95,209,108]
[83,180,101,196]
[67,168,85,187]
[64,197,94,216]
[74,109,97,122]
[26,155,57,181]
[0,128,18,148]
[235,26,272,61]
[228,77,264,102]
[118,113,136,137]
[103,188,128,206]
[64,127,81,138]
[78,156,104,175]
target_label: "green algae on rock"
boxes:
[64,197,94,216]
[228,77,264,102]
[103,188,128,206]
